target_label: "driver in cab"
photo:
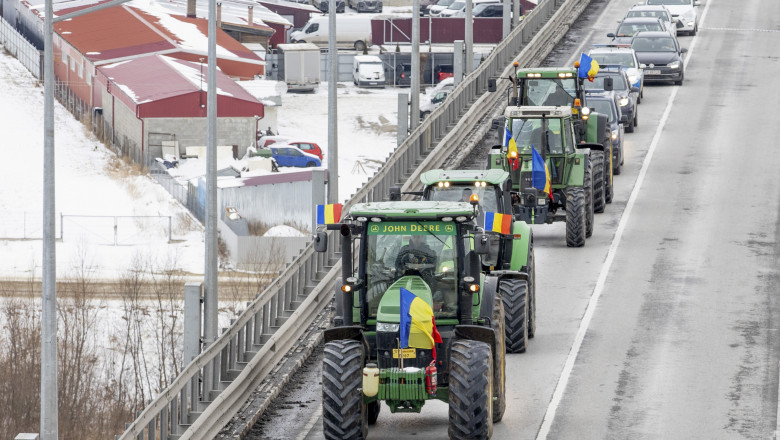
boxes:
[396,235,435,269]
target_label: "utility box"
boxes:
[276,43,321,93]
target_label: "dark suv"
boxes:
[583,66,639,133]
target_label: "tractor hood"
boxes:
[376,276,433,323]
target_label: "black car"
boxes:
[395,63,412,87]
[583,66,639,133]
[584,92,627,175]
[630,31,687,85]
[607,16,668,45]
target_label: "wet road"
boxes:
[251,0,780,438]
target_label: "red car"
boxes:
[287,142,323,161]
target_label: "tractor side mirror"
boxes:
[491,117,503,130]
[389,185,402,201]
[487,78,497,93]
[314,231,328,252]
[603,77,614,91]
[474,233,490,255]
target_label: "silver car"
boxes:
[625,4,680,37]
[645,0,701,36]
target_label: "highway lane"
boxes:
[253,0,780,438]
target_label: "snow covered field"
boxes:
[0,46,400,280]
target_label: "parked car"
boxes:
[624,4,680,37]
[348,0,382,13]
[428,0,455,16]
[289,15,370,51]
[645,0,700,36]
[588,45,645,102]
[287,141,324,160]
[453,1,504,17]
[395,63,412,87]
[583,91,626,175]
[608,16,668,45]
[435,64,453,83]
[312,0,346,13]
[630,30,687,85]
[271,145,322,168]
[583,66,639,133]
[257,134,292,147]
[353,55,387,87]
[420,77,454,118]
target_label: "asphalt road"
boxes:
[251,0,780,438]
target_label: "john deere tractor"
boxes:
[489,105,605,247]
[489,66,614,210]
[315,201,506,439]
[411,168,535,353]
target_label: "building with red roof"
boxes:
[96,55,264,164]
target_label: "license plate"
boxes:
[645,69,661,75]
[392,348,416,359]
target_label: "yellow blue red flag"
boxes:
[531,147,553,201]
[504,127,520,170]
[484,211,512,234]
[577,53,599,82]
[400,288,442,358]
[316,203,342,225]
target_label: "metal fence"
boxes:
[116,0,587,437]
[0,17,42,79]
[150,162,189,207]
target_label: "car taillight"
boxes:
[401,73,406,78]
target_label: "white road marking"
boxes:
[295,406,323,440]
[535,1,714,438]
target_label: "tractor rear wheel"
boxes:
[490,290,506,422]
[448,340,493,440]
[322,340,366,440]
[565,186,586,247]
[501,279,529,353]
[591,150,606,214]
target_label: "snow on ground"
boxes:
[0,45,402,280]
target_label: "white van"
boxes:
[353,55,386,87]
[290,16,372,52]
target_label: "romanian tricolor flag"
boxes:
[504,127,520,171]
[316,203,342,225]
[531,147,553,201]
[577,53,599,82]
[484,211,512,234]
[400,288,442,359]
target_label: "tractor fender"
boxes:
[323,325,370,360]
[566,153,588,187]
[454,324,497,360]
[509,221,532,269]
[480,275,500,320]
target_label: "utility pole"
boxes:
[410,0,420,130]
[465,0,473,75]
[42,0,58,437]
[327,0,338,203]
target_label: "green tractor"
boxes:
[489,66,614,211]
[488,105,606,247]
[409,168,536,353]
[315,201,506,439]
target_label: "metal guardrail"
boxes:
[117,0,591,437]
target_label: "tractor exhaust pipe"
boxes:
[340,224,353,326]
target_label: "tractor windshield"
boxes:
[427,184,499,213]
[509,118,565,154]
[521,77,577,106]
[365,221,460,318]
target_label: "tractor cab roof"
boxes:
[504,106,573,119]
[420,169,510,186]
[516,67,578,78]
[348,201,475,220]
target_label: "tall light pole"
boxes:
[327,0,338,203]
[410,0,420,130]
[42,0,58,437]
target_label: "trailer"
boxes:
[276,43,321,92]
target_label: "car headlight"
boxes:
[376,322,400,332]
[611,129,618,140]
[619,97,629,107]
[668,61,681,70]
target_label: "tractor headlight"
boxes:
[376,322,400,332]
[619,97,629,107]
[668,61,681,70]
[611,129,618,140]
[581,107,591,116]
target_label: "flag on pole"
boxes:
[577,53,599,82]
[400,288,442,359]
[484,211,512,234]
[504,127,520,171]
[531,147,553,201]
[316,203,342,225]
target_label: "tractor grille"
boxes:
[378,368,429,401]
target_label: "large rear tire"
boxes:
[565,186,586,247]
[591,150,605,214]
[490,291,506,422]
[500,279,529,353]
[526,246,536,338]
[448,340,493,440]
[323,340,366,440]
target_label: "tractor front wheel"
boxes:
[526,247,536,338]
[565,186,587,247]
[322,340,366,440]
[490,290,506,422]
[501,279,529,353]
[448,339,493,440]
[367,401,380,425]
